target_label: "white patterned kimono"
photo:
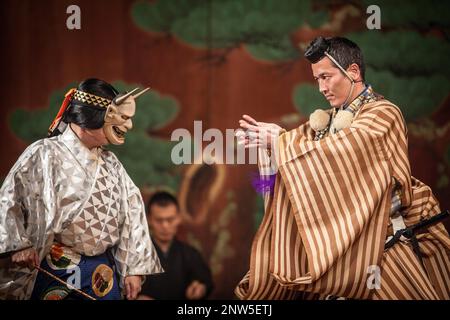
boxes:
[0,126,162,299]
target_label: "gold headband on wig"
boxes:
[73,87,151,108]
[72,90,112,108]
[48,87,150,136]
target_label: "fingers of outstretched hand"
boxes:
[242,115,259,126]
[239,120,260,132]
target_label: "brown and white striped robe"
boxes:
[235,100,450,300]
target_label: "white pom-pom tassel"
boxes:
[333,110,353,131]
[309,109,330,131]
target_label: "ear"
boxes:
[347,63,361,82]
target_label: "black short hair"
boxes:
[304,36,365,81]
[63,78,119,130]
[147,191,179,215]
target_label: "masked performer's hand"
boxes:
[237,114,283,149]
[124,275,142,300]
[11,247,39,269]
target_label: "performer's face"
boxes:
[103,96,136,145]
[147,203,181,244]
[311,57,355,108]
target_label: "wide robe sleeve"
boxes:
[0,141,58,299]
[113,166,163,286]
[0,143,46,255]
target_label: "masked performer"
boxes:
[0,78,162,300]
[236,37,450,300]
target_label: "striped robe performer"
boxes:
[235,98,450,300]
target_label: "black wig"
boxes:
[49,78,119,137]
[64,78,118,129]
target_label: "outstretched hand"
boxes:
[237,114,283,149]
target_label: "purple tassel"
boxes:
[251,172,277,195]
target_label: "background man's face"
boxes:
[147,203,181,244]
[311,57,353,108]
